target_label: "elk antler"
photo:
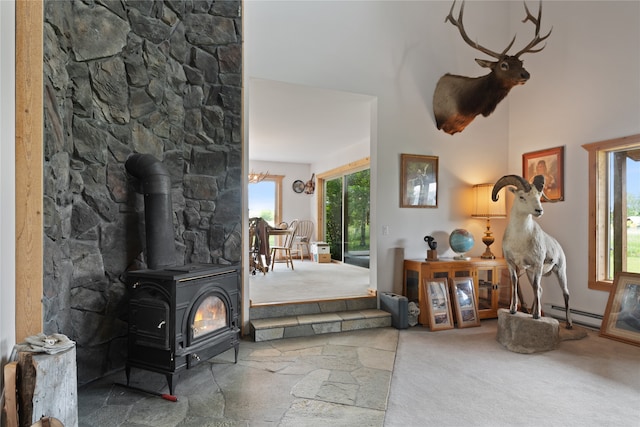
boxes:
[445,0,517,60]
[514,0,553,58]
[446,1,551,60]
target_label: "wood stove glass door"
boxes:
[189,293,228,343]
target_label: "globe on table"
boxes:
[449,229,474,260]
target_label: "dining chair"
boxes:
[292,219,314,261]
[248,217,268,274]
[269,220,298,270]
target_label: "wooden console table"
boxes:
[403,258,511,326]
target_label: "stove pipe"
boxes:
[125,154,175,269]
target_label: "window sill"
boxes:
[588,280,613,292]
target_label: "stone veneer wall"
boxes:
[42,0,242,384]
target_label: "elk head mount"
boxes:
[433,0,551,135]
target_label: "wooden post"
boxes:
[15,0,44,341]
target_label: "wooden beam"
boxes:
[15,0,43,341]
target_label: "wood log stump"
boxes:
[29,417,64,427]
[17,347,78,427]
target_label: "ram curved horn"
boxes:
[531,174,557,202]
[541,193,554,202]
[532,175,545,192]
[492,175,531,201]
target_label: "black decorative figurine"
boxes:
[424,235,437,250]
[424,235,438,261]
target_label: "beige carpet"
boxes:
[385,320,640,426]
[249,260,371,305]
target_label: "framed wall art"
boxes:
[449,277,481,328]
[422,277,453,331]
[600,272,640,347]
[400,154,438,208]
[522,146,564,201]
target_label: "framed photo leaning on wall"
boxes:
[422,277,453,331]
[400,154,438,208]
[449,277,481,328]
[522,146,564,201]
[600,272,640,347]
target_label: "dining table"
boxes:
[266,227,292,237]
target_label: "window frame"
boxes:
[582,134,640,291]
[248,174,284,227]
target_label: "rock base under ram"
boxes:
[496,308,560,353]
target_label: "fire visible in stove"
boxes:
[192,295,227,339]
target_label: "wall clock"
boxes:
[292,180,305,193]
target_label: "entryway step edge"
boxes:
[249,295,378,321]
[250,308,392,342]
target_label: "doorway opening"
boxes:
[247,79,375,306]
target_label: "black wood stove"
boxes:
[124,154,241,394]
[125,264,240,394]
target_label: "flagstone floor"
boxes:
[78,328,398,427]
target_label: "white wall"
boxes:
[245,0,640,318]
[508,1,640,314]
[0,0,16,412]
[245,0,511,293]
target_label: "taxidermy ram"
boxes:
[492,174,573,329]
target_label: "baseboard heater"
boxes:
[542,303,603,329]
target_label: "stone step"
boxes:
[249,295,378,321]
[250,308,392,342]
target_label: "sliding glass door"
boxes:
[325,176,343,261]
[324,169,370,268]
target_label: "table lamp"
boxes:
[471,183,506,259]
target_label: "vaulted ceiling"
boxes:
[248,79,373,164]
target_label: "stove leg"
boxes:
[234,344,239,363]
[165,374,174,396]
[125,365,131,386]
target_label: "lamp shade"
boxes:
[471,183,506,218]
